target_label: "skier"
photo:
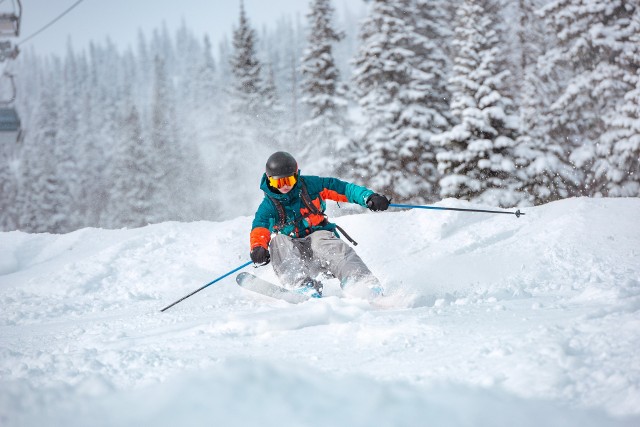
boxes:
[249,151,390,299]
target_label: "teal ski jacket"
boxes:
[250,172,374,250]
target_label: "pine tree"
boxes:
[434,0,522,207]
[230,0,264,119]
[348,0,452,202]
[104,102,155,228]
[0,144,17,230]
[85,42,120,227]
[51,90,79,233]
[299,0,349,175]
[261,62,285,147]
[262,14,305,149]
[598,2,640,197]
[219,1,275,219]
[136,30,153,104]
[17,82,62,232]
[540,0,640,197]
[602,67,640,196]
[407,0,454,201]
[217,36,233,90]
[174,21,202,102]
[149,55,189,222]
[53,44,83,231]
[513,0,546,95]
[194,35,218,119]
[277,15,305,147]
[75,78,109,227]
[513,0,581,204]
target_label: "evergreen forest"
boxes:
[1,0,638,233]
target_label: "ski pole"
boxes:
[389,203,524,218]
[160,260,252,312]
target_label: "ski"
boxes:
[236,272,312,304]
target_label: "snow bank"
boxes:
[3,359,635,427]
[1,198,639,426]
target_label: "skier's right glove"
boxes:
[250,246,270,266]
[367,193,390,211]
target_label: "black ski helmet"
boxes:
[266,151,298,178]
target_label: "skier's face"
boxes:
[279,184,294,194]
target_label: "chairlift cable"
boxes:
[17,0,86,46]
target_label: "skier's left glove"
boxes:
[367,193,390,211]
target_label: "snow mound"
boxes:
[1,198,639,426]
[4,359,635,427]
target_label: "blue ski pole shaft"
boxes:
[389,203,524,218]
[160,260,252,312]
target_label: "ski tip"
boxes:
[236,271,251,284]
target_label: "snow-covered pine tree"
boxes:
[513,0,545,94]
[299,0,349,175]
[344,0,398,190]
[261,62,285,147]
[599,2,639,197]
[0,142,17,230]
[217,36,233,91]
[262,15,305,153]
[85,42,121,227]
[512,0,581,204]
[170,29,223,221]
[136,30,153,106]
[539,0,639,197]
[149,55,193,223]
[172,23,199,152]
[17,80,67,233]
[12,50,39,134]
[183,35,224,220]
[434,0,522,207]
[74,65,109,228]
[104,100,154,228]
[193,35,218,124]
[230,1,264,121]
[150,23,176,81]
[347,0,450,202]
[54,44,84,231]
[220,1,274,219]
[51,97,79,233]
[16,135,48,233]
[0,56,22,230]
[174,21,202,103]
[408,0,454,201]
[601,67,640,197]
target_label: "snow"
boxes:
[1,197,640,426]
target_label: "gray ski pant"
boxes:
[270,230,379,288]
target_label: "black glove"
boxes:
[250,246,270,265]
[367,193,390,211]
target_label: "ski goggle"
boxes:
[268,174,297,189]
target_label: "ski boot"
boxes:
[295,278,323,299]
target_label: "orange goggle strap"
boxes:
[250,227,271,250]
[268,174,297,189]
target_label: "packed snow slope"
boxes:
[1,197,639,427]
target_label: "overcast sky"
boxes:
[12,0,365,57]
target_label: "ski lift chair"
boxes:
[0,40,18,61]
[0,107,21,145]
[0,0,22,37]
